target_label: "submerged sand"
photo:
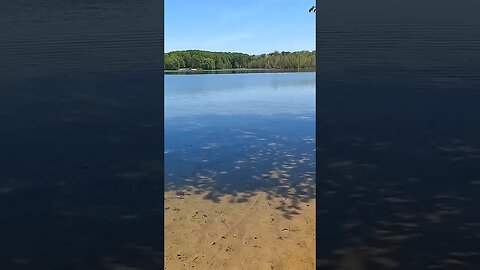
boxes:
[164,190,315,269]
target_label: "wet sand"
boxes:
[164,190,315,269]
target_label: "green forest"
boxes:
[164,50,316,70]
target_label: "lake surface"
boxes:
[0,0,163,269]
[165,72,316,212]
[317,1,480,268]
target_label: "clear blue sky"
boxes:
[165,0,316,55]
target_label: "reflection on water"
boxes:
[165,73,316,215]
[164,72,316,268]
[165,72,315,118]
[317,1,480,268]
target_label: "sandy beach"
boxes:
[164,189,315,269]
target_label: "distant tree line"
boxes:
[248,51,316,70]
[164,50,316,70]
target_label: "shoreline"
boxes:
[164,68,315,75]
[164,189,315,269]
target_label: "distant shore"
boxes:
[165,50,316,71]
[164,68,315,74]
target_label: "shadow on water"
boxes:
[0,73,163,270]
[164,114,316,220]
[0,0,165,268]
[316,119,480,269]
[315,0,480,264]
[316,48,480,270]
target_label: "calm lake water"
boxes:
[2,0,480,268]
[0,0,163,269]
[317,1,480,268]
[165,72,316,215]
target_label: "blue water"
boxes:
[316,1,480,268]
[0,0,163,269]
[165,72,316,217]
